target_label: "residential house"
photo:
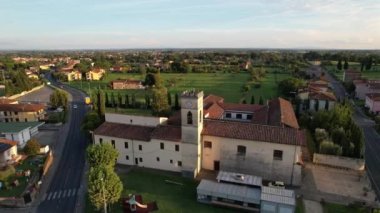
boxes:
[25,69,39,79]
[0,122,44,148]
[298,79,337,112]
[110,79,144,90]
[63,70,82,81]
[93,91,305,185]
[110,66,123,72]
[0,103,45,122]
[343,69,361,83]
[86,68,105,81]
[365,93,380,114]
[0,138,19,167]
[354,79,380,100]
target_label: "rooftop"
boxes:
[366,93,380,101]
[217,171,262,187]
[261,186,296,206]
[0,122,44,133]
[93,122,155,142]
[0,103,45,112]
[0,138,17,152]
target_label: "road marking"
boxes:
[68,189,72,197]
[52,191,57,200]
[72,189,77,197]
[47,192,53,200]
[57,190,62,199]
[42,193,47,201]
[62,189,67,198]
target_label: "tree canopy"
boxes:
[49,90,68,109]
[24,139,41,156]
[86,143,119,168]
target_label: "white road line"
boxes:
[57,190,62,199]
[72,189,77,197]
[52,191,57,200]
[47,192,53,200]
[42,193,47,201]
[68,189,73,197]
[62,190,67,198]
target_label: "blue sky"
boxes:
[0,0,379,49]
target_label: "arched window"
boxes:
[187,111,193,125]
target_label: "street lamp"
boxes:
[100,177,107,213]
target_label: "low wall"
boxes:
[43,151,53,176]
[8,84,44,100]
[313,153,365,170]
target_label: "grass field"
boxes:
[325,62,380,81]
[67,71,288,103]
[322,203,370,213]
[86,168,236,213]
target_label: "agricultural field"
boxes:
[66,71,288,103]
[324,63,380,81]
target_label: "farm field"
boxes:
[324,64,380,81]
[66,69,292,104]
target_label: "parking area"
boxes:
[16,86,54,103]
[33,129,59,147]
[301,163,377,203]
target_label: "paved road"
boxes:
[308,65,380,200]
[36,75,88,213]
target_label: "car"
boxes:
[73,104,77,109]
[268,181,285,188]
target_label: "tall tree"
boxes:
[125,94,129,108]
[174,93,180,110]
[49,90,68,109]
[105,92,110,107]
[88,166,123,211]
[167,91,172,106]
[250,95,255,104]
[110,93,116,108]
[337,59,342,70]
[365,57,373,70]
[86,143,119,168]
[343,60,349,70]
[131,94,136,108]
[117,93,122,108]
[152,86,170,116]
[259,96,264,105]
[97,90,105,118]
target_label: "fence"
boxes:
[313,153,365,170]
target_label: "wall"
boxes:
[365,97,380,113]
[0,146,17,165]
[5,128,30,148]
[355,83,367,99]
[313,153,365,170]
[93,134,182,172]
[201,135,302,185]
[105,113,167,126]
[7,84,44,100]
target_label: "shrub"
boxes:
[319,140,342,155]
[24,139,41,156]
[0,165,16,181]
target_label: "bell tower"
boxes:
[180,90,203,178]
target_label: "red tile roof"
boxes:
[0,103,45,112]
[151,125,181,142]
[94,122,155,142]
[203,94,224,106]
[268,98,299,129]
[202,120,305,146]
[366,93,380,101]
[0,98,17,104]
[220,103,263,113]
[204,103,224,119]
[309,92,337,101]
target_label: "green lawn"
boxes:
[325,63,380,81]
[0,156,44,197]
[323,203,370,213]
[105,107,153,116]
[86,168,236,213]
[66,72,280,103]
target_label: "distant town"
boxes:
[0,49,379,213]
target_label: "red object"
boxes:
[122,195,158,213]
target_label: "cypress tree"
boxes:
[343,60,349,70]
[117,93,122,108]
[131,94,136,108]
[250,95,255,104]
[125,94,129,108]
[97,90,105,118]
[167,91,172,106]
[337,59,342,70]
[259,96,264,105]
[174,93,180,110]
[111,93,115,108]
[105,92,109,107]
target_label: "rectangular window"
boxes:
[139,157,143,162]
[16,118,19,122]
[237,145,246,156]
[204,141,212,149]
[111,140,115,148]
[156,157,160,162]
[175,144,179,152]
[273,150,283,161]
[178,161,182,167]
[225,113,231,118]
[124,142,128,149]
[236,114,242,119]
[139,145,142,151]
[246,114,252,120]
[160,142,164,150]
[126,155,129,160]
[170,159,173,164]
[15,112,18,115]
[99,138,103,144]
[25,118,28,122]
[4,112,7,116]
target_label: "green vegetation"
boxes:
[295,198,305,213]
[86,168,236,213]
[86,143,119,168]
[322,202,370,213]
[49,89,68,109]
[23,138,41,156]
[0,165,16,181]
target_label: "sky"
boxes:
[0,0,380,50]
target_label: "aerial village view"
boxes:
[0,1,379,213]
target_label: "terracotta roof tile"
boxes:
[93,122,155,142]
[204,103,224,119]
[151,125,181,142]
[203,94,224,106]
[0,103,45,112]
[202,119,305,146]
[268,98,299,129]
[309,92,337,101]
[366,93,380,101]
[220,103,263,113]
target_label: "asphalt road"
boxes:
[308,65,380,200]
[36,76,88,212]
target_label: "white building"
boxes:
[0,122,44,148]
[93,91,306,184]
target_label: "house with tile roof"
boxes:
[354,79,380,100]
[63,70,82,81]
[86,68,105,81]
[0,138,19,167]
[297,79,337,112]
[0,103,46,122]
[343,69,361,83]
[365,93,380,114]
[93,91,305,185]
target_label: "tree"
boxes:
[105,92,110,107]
[125,94,129,108]
[242,99,247,104]
[139,64,147,79]
[49,90,68,109]
[144,73,156,87]
[131,94,136,108]
[365,57,373,70]
[174,93,180,110]
[259,96,264,105]
[110,93,116,108]
[343,60,349,70]
[81,111,102,132]
[88,165,123,211]
[117,93,122,108]
[96,90,105,118]
[86,143,118,168]
[337,59,342,70]
[250,95,255,104]
[278,78,306,97]
[167,91,172,106]
[152,86,170,116]
[24,139,41,156]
